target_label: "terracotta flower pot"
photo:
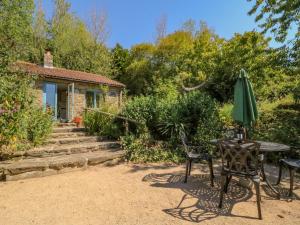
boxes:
[73,117,82,127]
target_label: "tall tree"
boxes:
[125,43,156,95]
[180,22,223,90]
[248,0,300,68]
[181,19,196,36]
[0,0,37,149]
[111,43,130,80]
[31,0,48,64]
[88,9,110,44]
[248,0,299,43]
[210,31,292,101]
[50,0,112,75]
[0,0,34,65]
[155,14,167,43]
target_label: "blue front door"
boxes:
[43,82,57,119]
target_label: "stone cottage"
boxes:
[16,51,125,122]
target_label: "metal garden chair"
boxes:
[218,140,262,220]
[181,133,214,187]
[276,158,300,197]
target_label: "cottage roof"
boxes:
[15,61,125,88]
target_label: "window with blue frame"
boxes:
[85,90,103,108]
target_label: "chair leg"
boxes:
[184,159,190,183]
[261,161,266,181]
[208,158,214,187]
[253,177,262,220]
[276,161,283,185]
[224,175,232,193]
[218,174,226,208]
[188,160,192,175]
[289,168,294,197]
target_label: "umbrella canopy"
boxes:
[232,69,258,128]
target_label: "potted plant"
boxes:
[73,116,82,127]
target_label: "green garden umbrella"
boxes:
[232,69,258,132]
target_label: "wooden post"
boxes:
[125,119,129,135]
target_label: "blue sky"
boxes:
[40,0,291,48]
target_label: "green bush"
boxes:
[157,91,223,147]
[293,84,300,104]
[0,72,54,156]
[122,95,160,135]
[122,91,222,161]
[83,104,122,139]
[219,103,234,127]
[121,134,185,163]
[26,108,53,146]
[0,73,33,150]
[253,103,300,162]
[218,97,300,162]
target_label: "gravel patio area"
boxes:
[0,163,299,225]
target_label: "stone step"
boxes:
[50,132,87,139]
[0,149,124,181]
[11,141,121,159]
[52,127,86,133]
[54,122,77,127]
[46,136,107,145]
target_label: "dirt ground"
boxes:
[0,163,299,225]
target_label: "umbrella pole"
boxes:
[243,127,247,140]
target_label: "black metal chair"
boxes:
[218,140,262,220]
[276,158,300,197]
[181,134,214,187]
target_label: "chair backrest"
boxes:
[180,132,190,153]
[223,127,237,140]
[180,132,202,154]
[218,140,261,175]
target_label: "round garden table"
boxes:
[210,139,290,198]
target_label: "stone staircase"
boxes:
[0,123,124,181]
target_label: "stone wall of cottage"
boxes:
[33,81,44,107]
[33,78,123,121]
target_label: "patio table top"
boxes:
[210,139,290,153]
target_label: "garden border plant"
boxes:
[121,90,223,163]
[0,72,53,158]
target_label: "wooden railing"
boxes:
[85,108,140,134]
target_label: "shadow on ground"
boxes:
[126,163,180,173]
[143,172,256,222]
[261,183,300,201]
[142,171,299,223]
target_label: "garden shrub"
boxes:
[293,83,300,104]
[0,72,54,156]
[0,73,33,150]
[157,91,223,147]
[253,102,300,162]
[122,95,159,135]
[121,134,185,163]
[219,96,300,163]
[122,91,223,161]
[26,108,53,146]
[219,103,234,128]
[83,104,122,139]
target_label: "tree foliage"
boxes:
[49,0,112,75]
[0,0,52,154]
[31,0,48,64]
[248,0,299,43]
[210,31,293,101]
[115,20,293,101]
[111,43,130,80]
[0,0,34,65]
[248,0,300,68]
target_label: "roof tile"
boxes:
[15,61,125,88]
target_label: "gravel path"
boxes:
[0,163,299,225]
